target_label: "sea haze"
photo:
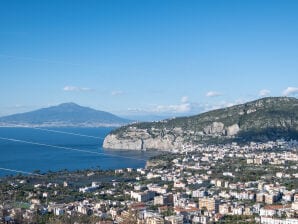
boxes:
[0,127,159,177]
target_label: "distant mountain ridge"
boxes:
[0,103,131,127]
[103,97,298,150]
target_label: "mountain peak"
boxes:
[0,103,131,127]
[53,102,85,110]
[58,102,80,107]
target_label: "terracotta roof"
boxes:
[174,206,200,212]
[130,202,146,210]
[263,204,291,210]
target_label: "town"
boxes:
[1,139,298,224]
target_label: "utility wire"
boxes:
[0,136,146,161]
[26,127,105,140]
[0,167,43,176]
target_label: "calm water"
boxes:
[0,127,159,177]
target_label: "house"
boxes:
[164,215,184,224]
[259,205,284,217]
[192,216,209,224]
[261,217,298,224]
[131,190,155,202]
[219,203,231,215]
[54,207,65,216]
[198,198,219,213]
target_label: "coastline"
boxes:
[0,127,160,177]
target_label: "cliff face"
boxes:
[103,127,185,151]
[103,97,298,151]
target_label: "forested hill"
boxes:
[104,97,298,150]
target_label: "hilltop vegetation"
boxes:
[104,97,298,150]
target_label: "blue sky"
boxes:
[0,0,298,117]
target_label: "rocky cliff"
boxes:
[103,97,298,151]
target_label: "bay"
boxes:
[0,127,160,177]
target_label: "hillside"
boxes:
[0,103,131,127]
[103,97,298,150]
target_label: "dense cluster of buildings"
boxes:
[1,140,298,223]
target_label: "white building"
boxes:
[131,190,155,202]
[261,217,298,224]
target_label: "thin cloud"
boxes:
[259,89,271,97]
[125,97,252,116]
[154,103,191,113]
[63,86,92,92]
[153,96,191,113]
[181,96,189,103]
[130,100,192,114]
[206,91,222,97]
[203,99,248,112]
[111,90,124,96]
[282,87,298,96]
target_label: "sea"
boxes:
[0,127,160,177]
